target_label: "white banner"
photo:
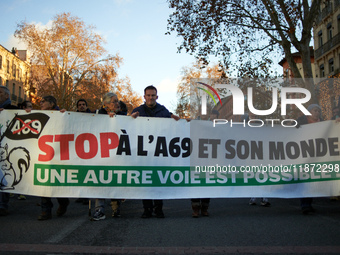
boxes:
[0,110,340,199]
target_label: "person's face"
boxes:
[144,89,158,108]
[77,101,87,112]
[0,88,9,104]
[40,99,54,110]
[105,96,119,112]
[310,107,321,120]
[24,102,33,110]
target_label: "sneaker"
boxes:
[249,198,256,205]
[93,210,106,221]
[141,208,152,218]
[38,212,52,220]
[17,195,26,200]
[260,200,271,207]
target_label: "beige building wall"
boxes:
[313,0,340,120]
[314,0,340,78]
[0,44,31,106]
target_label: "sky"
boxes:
[0,0,204,112]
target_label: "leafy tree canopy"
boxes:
[167,0,321,102]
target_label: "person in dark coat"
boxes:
[296,104,323,215]
[37,95,70,220]
[76,99,92,113]
[132,85,179,218]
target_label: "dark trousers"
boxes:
[191,198,210,204]
[142,199,163,210]
[41,197,69,213]
[0,192,9,209]
[300,197,313,209]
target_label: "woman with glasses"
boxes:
[92,92,137,220]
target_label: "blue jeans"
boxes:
[95,199,120,212]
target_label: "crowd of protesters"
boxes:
[0,84,340,220]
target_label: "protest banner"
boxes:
[0,110,340,199]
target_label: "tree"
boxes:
[114,77,143,114]
[74,63,142,113]
[175,61,227,118]
[167,0,321,103]
[15,12,124,109]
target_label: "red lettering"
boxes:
[55,134,75,160]
[75,133,98,159]
[100,132,119,158]
[38,135,54,161]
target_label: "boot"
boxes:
[141,208,152,218]
[56,199,70,217]
[38,211,52,220]
[191,202,201,218]
[201,202,209,216]
[111,200,121,217]
[154,205,164,218]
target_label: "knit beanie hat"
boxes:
[307,104,322,115]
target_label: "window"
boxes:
[320,64,325,77]
[6,80,8,87]
[338,15,340,33]
[6,60,9,73]
[12,63,16,77]
[327,23,333,41]
[12,83,15,95]
[0,77,2,86]
[0,55,2,69]
[19,86,21,99]
[329,58,334,73]
[318,30,323,47]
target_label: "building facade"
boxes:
[0,44,30,106]
[279,47,316,81]
[314,0,340,78]
[313,0,340,119]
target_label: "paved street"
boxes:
[1,195,340,254]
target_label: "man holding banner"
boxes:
[132,85,179,218]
